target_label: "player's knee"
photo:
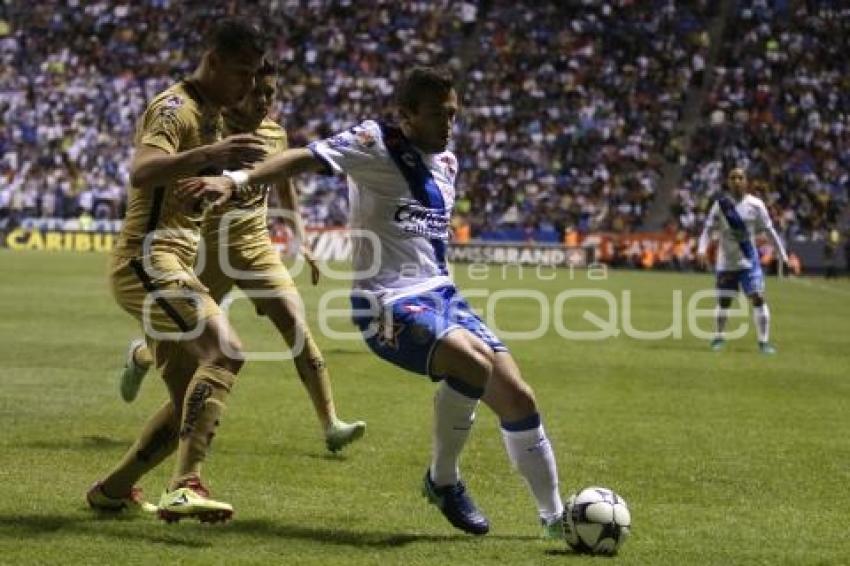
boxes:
[199,341,244,374]
[464,348,494,387]
[750,294,765,307]
[507,380,537,416]
[718,296,733,309]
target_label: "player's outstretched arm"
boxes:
[176,148,325,208]
[130,135,267,188]
[246,147,327,187]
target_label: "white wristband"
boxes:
[223,170,250,192]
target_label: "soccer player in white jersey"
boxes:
[178,66,569,540]
[697,167,789,354]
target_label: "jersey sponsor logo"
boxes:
[393,200,450,240]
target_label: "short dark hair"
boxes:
[204,18,265,59]
[396,66,455,111]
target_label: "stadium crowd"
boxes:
[673,0,850,243]
[0,0,466,227]
[456,0,710,240]
[0,0,845,248]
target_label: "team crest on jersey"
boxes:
[164,94,184,109]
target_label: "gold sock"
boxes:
[101,401,179,496]
[171,364,235,488]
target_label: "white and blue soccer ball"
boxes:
[564,486,631,555]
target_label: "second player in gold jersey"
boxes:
[120,61,366,453]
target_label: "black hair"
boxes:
[396,66,455,111]
[204,18,265,59]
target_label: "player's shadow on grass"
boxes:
[0,514,586,556]
[20,435,128,451]
[4,512,227,548]
[224,518,538,548]
[0,513,211,548]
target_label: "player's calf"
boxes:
[172,364,235,483]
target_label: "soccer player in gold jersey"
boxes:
[118,59,366,453]
[87,19,266,523]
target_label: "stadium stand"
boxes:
[0,1,846,249]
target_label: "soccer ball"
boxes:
[564,486,631,555]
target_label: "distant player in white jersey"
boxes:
[178,66,570,541]
[697,167,789,354]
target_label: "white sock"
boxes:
[501,416,563,523]
[753,304,770,343]
[715,306,728,339]
[430,379,479,487]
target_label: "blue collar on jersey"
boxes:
[379,121,448,275]
[717,194,758,263]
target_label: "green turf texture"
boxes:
[1,250,848,565]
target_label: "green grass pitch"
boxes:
[1,250,849,565]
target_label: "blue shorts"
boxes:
[716,267,765,296]
[351,285,507,380]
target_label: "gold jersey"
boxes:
[202,117,288,251]
[115,80,224,265]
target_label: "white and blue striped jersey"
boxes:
[309,120,458,304]
[697,193,788,271]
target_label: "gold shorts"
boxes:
[109,252,222,338]
[135,240,298,379]
[198,238,297,306]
